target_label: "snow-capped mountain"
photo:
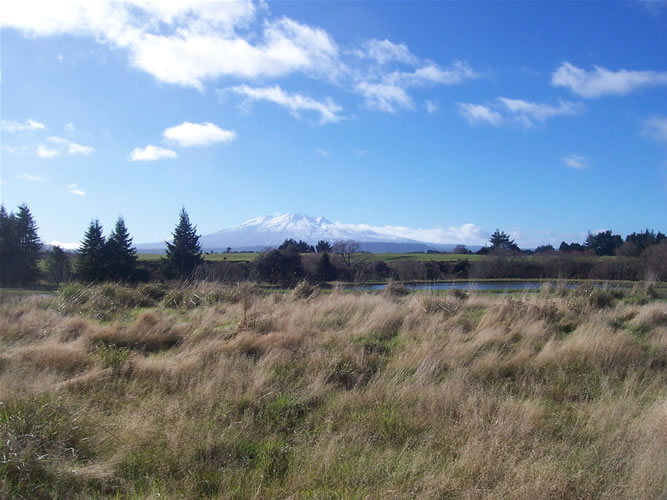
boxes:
[136,213,464,253]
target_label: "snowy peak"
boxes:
[202,213,419,249]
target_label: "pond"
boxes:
[351,281,617,292]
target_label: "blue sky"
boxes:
[1,0,666,248]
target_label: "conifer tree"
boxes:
[47,245,71,285]
[77,219,107,281]
[0,205,19,285]
[315,252,337,282]
[106,216,138,280]
[14,203,43,284]
[162,208,203,278]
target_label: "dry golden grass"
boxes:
[1,283,665,498]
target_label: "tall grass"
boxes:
[1,283,665,498]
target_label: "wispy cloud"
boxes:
[129,145,178,161]
[225,85,344,124]
[354,81,413,113]
[37,145,60,158]
[163,121,237,147]
[644,116,667,142]
[15,173,46,182]
[334,221,489,246]
[457,103,503,126]
[562,154,587,169]
[315,148,329,157]
[552,62,667,97]
[425,100,438,114]
[46,136,95,156]
[2,145,31,155]
[458,98,584,128]
[2,119,46,132]
[67,183,86,196]
[68,142,95,155]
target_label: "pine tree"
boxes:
[106,216,138,280]
[77,219,107,281]
[0,205,19,285]
[489,229,519,252]
[162,208,203,278]
[47,245,71,285]
[315,252,337,282]
[14,203,43,284]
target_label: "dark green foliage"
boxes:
[77,219,107,281]
[278,238,315,253]
[489,229,520,252]
[0,204,43,285]
[625,229,665,255]
[585,230,623,256]
[0,205,19,285]
[559,241,586,253]
[47,245,72,285]
[534,244,555,254]
[254,248,304,286]
[315,252,338,281]
[162,208,203,279]
[105,216,138,281]
[453,244,471,254]
[316,240,332,253]
[14,204,43,284]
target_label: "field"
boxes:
[137,252,259,263]
[1,282,666,498]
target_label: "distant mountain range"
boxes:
[136,213,481,253]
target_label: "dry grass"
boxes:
[1,283,665,498]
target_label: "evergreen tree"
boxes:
[316,240,332,253]
[315,252,337,282]
[0,205,19,285]
[77,219,107,281]
[14,203,43,284]
[106,216,138,280]
[47,245,71,285]
[162,208,203,278]
[489,229,520,252]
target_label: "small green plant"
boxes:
[97,343,129,372]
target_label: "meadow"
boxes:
[1,281,666,498]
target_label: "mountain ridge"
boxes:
[136,213,476,253]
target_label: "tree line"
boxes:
[1,203,665,287]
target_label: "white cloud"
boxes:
[457,103,503,126]
[47,136,95,155]
[65,122,75,134]
[37,145,60,158]
[354,39,418,65]
[458,98,584,128]
[2,145,30,155]
[552,62,667,98]
[562,154,587,169]
[2,2,478,117]
[67,183,86,196]
[129,145,178,161]
[644,116,667,142]
[68,142,95,155]
[47,136,69,144]
[355,60,478,113]
[2,119,46,132]
[225,85,344,124]
[354,81,413,113]
[49,240,80,250]
[315,148,329,157]
[15,173,46,182]
[497,97,584,127]
[163,121,237,147]
[334,221,488,246]
[425,100,438,114]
